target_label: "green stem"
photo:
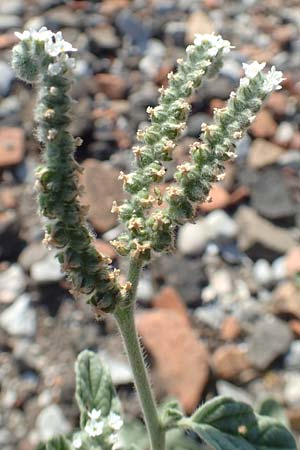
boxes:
[114,258,166,450]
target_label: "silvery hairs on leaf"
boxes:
[179,396,297,450]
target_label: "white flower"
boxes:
[107,412,123,431]
[262,66,284,93]
[85,419,104,437]
[72,435,82,449]
[48,54,76,76]
[15,30,31,40]
[15,27,53,42]
[88,408,102,421]
[45,31,77,57]
[194,33,232,54]
[242,61,266,79]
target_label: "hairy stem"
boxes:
[114,259,165,450]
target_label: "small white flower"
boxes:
[72,435,82,449]
[45,31,77,57]
[15,27,53,42]
[88,408,102,421]
[242,61,266,79]
[34,26,54,42]
[107,412,123,431]
[262,66,284,93]
[15,30,31,40]
[48,53,76,76]
[194,33,232,54]
[85,419,104,437]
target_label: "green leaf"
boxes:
[258,398,289,428]
[45,436,73,450]
[166,429,204,450]
[182,396,297,450]
[160,399,184,430]
[75,350,120,425]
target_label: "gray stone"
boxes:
[235,298,263,323]
[30,251,63,283]
[0,14,21,31]
[247,316,293,370]
[0,264,26,304]
[216,381,254,405]
[284,341,300,370]
[136,273,154,303]
[0,96,21,118]
[194,305,225,329]
[36,404,71,441]
[89,26,120,52]
[18,241,48,271]
[250,167,296,221]
[253,259,273,286]
[0,62,14,96]
[271,256,288,281]
[284,372,300,406]
[177,210,237,256]
[235,206,297,260]
[152,254,206,305]
[0,294,36,337]
[275,122,294,146]
[0,1,24,15]
[99,351,133,385]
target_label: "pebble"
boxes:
[247,315,293,370]
[272,282,300,319]
[194,304,225,329]
[216,380,254,405]
[136,272,154,303]
[274,121,294,146]
[250,109,277,138]
[0,294,36,337]
[285,247,300,276]
[212,345,251,380]
[0,127,25,167]
[284,372,300,407]
[235,206,297,259]
[177,210,237,256]
[0,14,21,31]
[99,351,133,385]
[250,166,296,221]
[247,139,283,169]
[137,309,209,413]
[271,256,288,281]
[30,251,63,283]
[185,11,214,43]
[0,264,26,304]
[284,341,300,370]
[253,259,273,286]
[0,1,24,15]
[139,39,166,78]
[81,159,124,233]
[35,404,71,441]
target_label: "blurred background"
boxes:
[0,0,300,448]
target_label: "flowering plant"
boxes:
[12,27,295,450]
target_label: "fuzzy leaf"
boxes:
[258,398,289,428]
[183,397,296,450]
[45,436,73,450]
[75,350,119,425]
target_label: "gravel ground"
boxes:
[0,1,300,449]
